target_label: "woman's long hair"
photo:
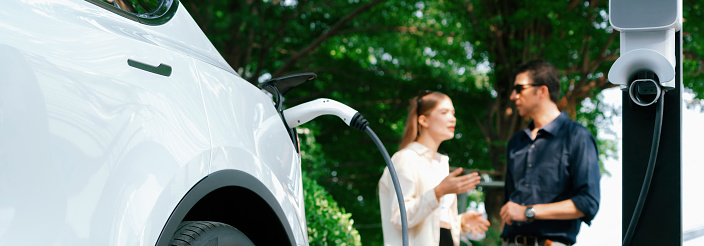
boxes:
[399,91,449,150]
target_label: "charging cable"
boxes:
[284,99,409,246]
[622,89,665,246]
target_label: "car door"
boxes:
[0,0,211,245]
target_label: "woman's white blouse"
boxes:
[379,142,469,246]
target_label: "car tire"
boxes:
[169,221,254,246]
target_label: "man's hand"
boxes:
[499,201,528,226]
[461,211,490,237]
[434,168,481,200]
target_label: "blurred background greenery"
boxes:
[182,0,704,245]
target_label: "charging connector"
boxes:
[628,72,663,107]
[284,99,358,128]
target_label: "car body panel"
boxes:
[194,59,307,244]
[0,0,306,245]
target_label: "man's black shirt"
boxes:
[501,112,601,245]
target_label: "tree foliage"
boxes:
[184,1,704,245]
[441,0,621,223]
[683,0,704,106]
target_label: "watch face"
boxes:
[525,207,535,218]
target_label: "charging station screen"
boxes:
[610,0,678,30]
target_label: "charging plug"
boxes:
[283,98,368,131]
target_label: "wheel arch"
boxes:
[155,169,296,246]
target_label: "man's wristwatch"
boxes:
[525,206,535,222]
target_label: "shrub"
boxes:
[304,175,362,246]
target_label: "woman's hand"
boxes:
[461,211,491,237]
[434,167,481,200]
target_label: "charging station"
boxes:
[608,0,683,245]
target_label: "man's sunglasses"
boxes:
[513,84,544,94]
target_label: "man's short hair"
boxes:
[515,60,560,103]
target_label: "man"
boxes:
[499,60,601,246]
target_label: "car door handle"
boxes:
[128,59,172,77]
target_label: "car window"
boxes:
[87,0,178,25]
[101,0,162,15]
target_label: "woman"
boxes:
[379,90,490,246]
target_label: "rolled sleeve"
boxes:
[569,129,601,225]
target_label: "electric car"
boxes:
[0,0,308,245]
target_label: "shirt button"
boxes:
[525,183,530,187]
[530,144,535,148]
[528,163,532,168]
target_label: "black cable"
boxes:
[364,126,409,246]
[622,92,665,246]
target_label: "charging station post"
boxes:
[608,0,683,245]
[620,31,682,245]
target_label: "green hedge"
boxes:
[304,175,362,246]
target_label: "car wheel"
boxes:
[169,221,254,246]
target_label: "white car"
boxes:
[0,0,308,245]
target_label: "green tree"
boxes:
[442,0,619,225]
[683,0,704,100]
